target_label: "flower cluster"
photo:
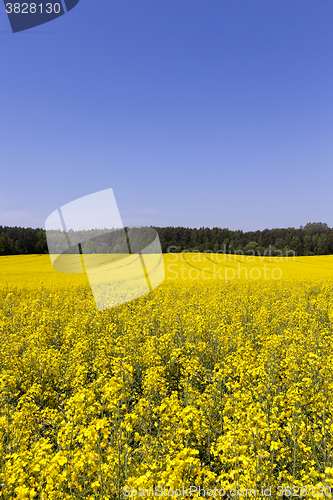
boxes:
[1,254,333,499]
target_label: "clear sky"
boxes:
[1,0,333,232]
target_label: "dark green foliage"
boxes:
[0,226,47,255]
[1,222,333,256]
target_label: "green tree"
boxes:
[244,241,258,255]
[0,233,9,255]
[0,237,6,255]
[304,222,329,231]
[290,236,301,255]
[83,240,98,254]
[275,238,284,249]
[304,234,314,255]
[317,234,329,255]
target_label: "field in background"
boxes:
[2,252,333,282]
[1,255,333,498]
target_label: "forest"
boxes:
[0,222,332,256]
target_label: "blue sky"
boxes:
[1,0,333,231]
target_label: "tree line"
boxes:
[0,222,333,256]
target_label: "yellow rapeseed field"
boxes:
[1,253,333,499]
